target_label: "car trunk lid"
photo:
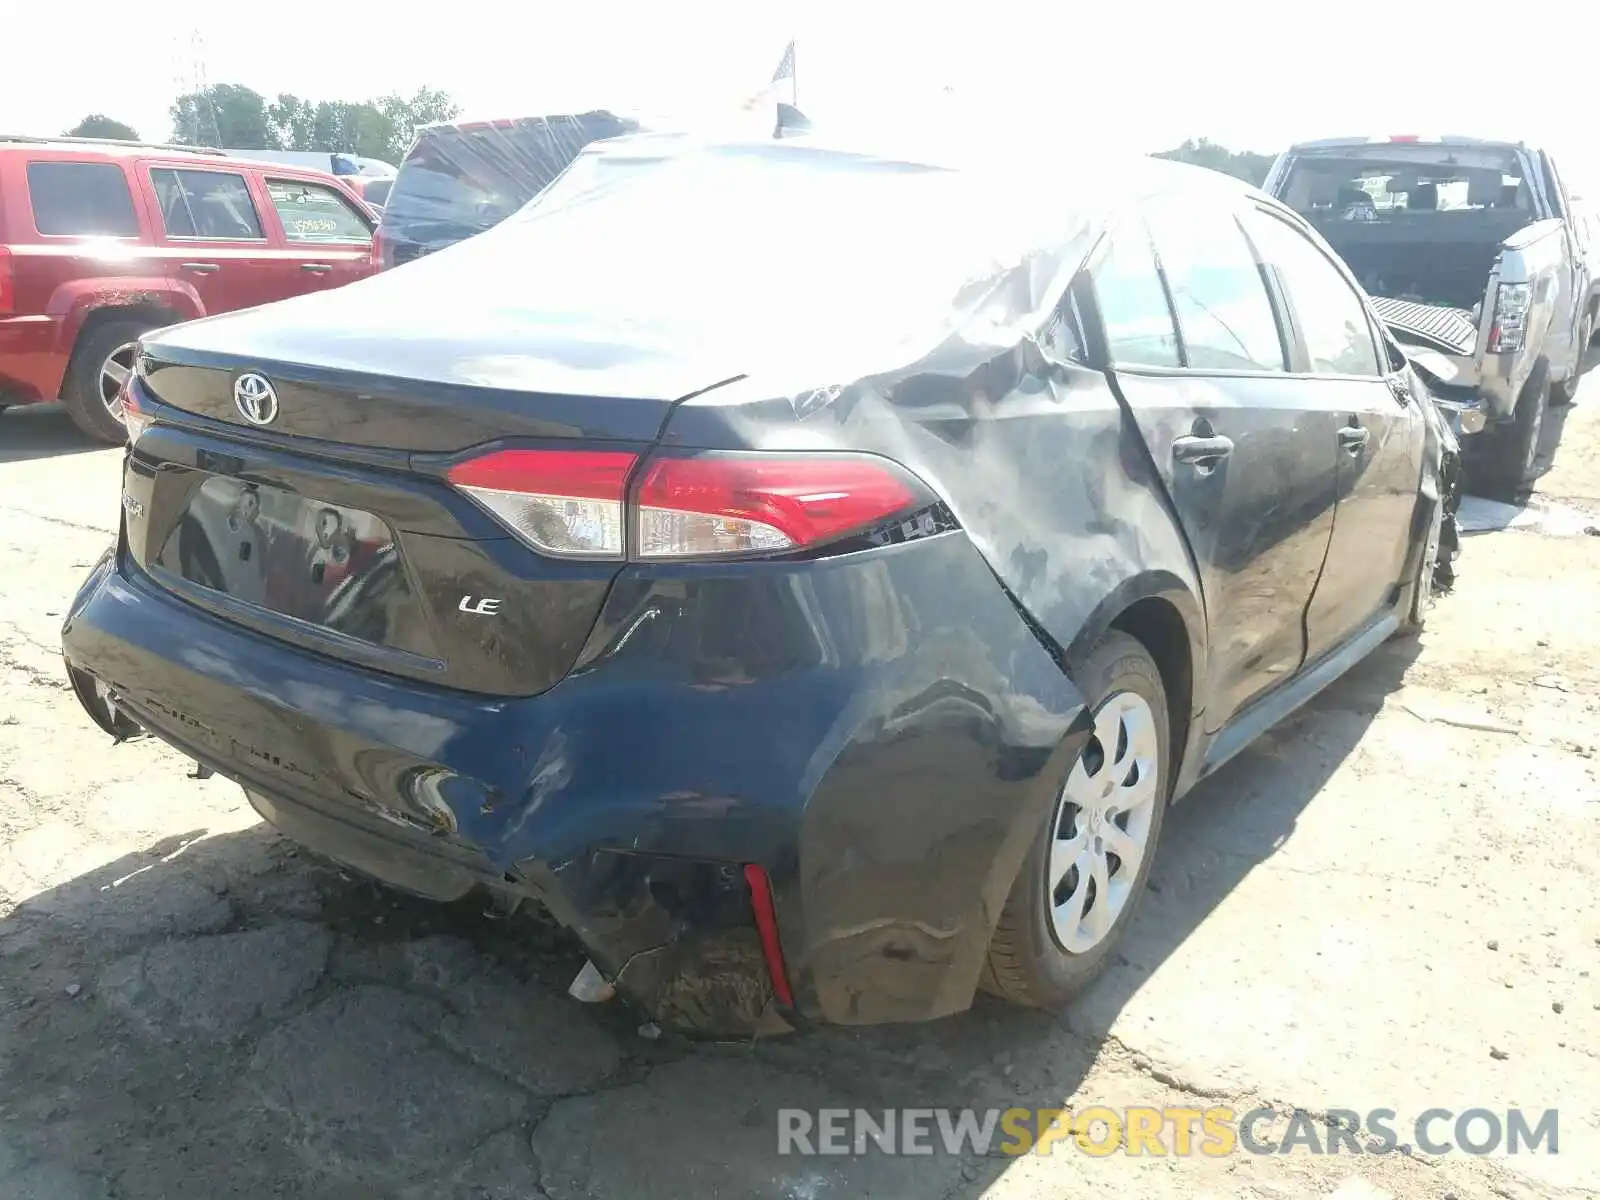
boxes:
[124,255,741,695]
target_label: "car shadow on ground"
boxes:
[0,636,1422,1198]
[0,404,109,463]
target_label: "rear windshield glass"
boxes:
[382,113,635,244]
[26,161,140,237]
[1277,144,1530,219]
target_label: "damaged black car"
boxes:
[61,133,1456,1035]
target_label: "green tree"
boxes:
[170,84,277,149]
[254,86,459,163]
[375,87,460,160]
[266,93,317,152]
[1154,138,1277,188]
[64,114,140,141]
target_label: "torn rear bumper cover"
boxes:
[62,533,1089,1034]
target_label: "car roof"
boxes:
[0,135,354,178]
[560,128,1265,221]
[0,134,233,160]
[1282,135,1526,153]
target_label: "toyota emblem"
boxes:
[233,373,279,426]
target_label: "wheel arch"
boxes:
[63,303,182,381]
[1065,572,1205,804]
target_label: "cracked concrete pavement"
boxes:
[2,395,1598,1199]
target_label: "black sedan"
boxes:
[62,132,1455,1035]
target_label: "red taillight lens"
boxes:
[446,448,638,559]
[0,246,14,314]
[371,226,390,271]
[633,452,925,559]
[119,377,155,445]
[445,447,933,562]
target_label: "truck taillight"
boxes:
[1487,282,1532,354]
[444,448,935,562]
[0,246,13,314]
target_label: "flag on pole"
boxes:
[771,39,796,85]
[740,38,798,111]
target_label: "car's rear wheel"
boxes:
[62,320,156,444]
[981,630,1170,1010]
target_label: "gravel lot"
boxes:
[2,388,1598,1200]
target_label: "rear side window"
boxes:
[1090,226,1182,368]
[265,178,372,243]
[150,168,264,240]
[1242,210,1383,377]
[26,161,139,237]
[1143,205,1287,372]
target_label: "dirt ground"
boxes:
[2,386,1598,1200]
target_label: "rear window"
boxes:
[383,112,636,249]
[26,161,140,237]
[1277,144,1530,219]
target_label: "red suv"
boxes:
[0,135,378,441]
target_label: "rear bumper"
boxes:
[0,314,67,405]
[62,530,1089,1032]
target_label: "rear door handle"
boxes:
[179,262,219,275]
[299,263,333,274]
[1172,434,1234,465]
[1339,425,1371,453]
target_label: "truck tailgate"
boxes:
[1370,296,1478,356]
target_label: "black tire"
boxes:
[981,630,1171,1010]
[1474,370,1548,502]
[61,319,155,444]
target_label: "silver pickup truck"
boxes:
[1263,136,1590,499]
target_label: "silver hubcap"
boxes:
[99,343,137,421]
[1046,690,1160,954]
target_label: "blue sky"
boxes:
[5,0,1597,187]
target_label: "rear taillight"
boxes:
[0,246,13,314]
[634,452,925,559]
[447,448,636,559]
[371,226,391,271]
[444,448,932,562]
[1487,282,1532,354]
[119,376,155,445]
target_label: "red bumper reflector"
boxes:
[744,863,794,1008]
